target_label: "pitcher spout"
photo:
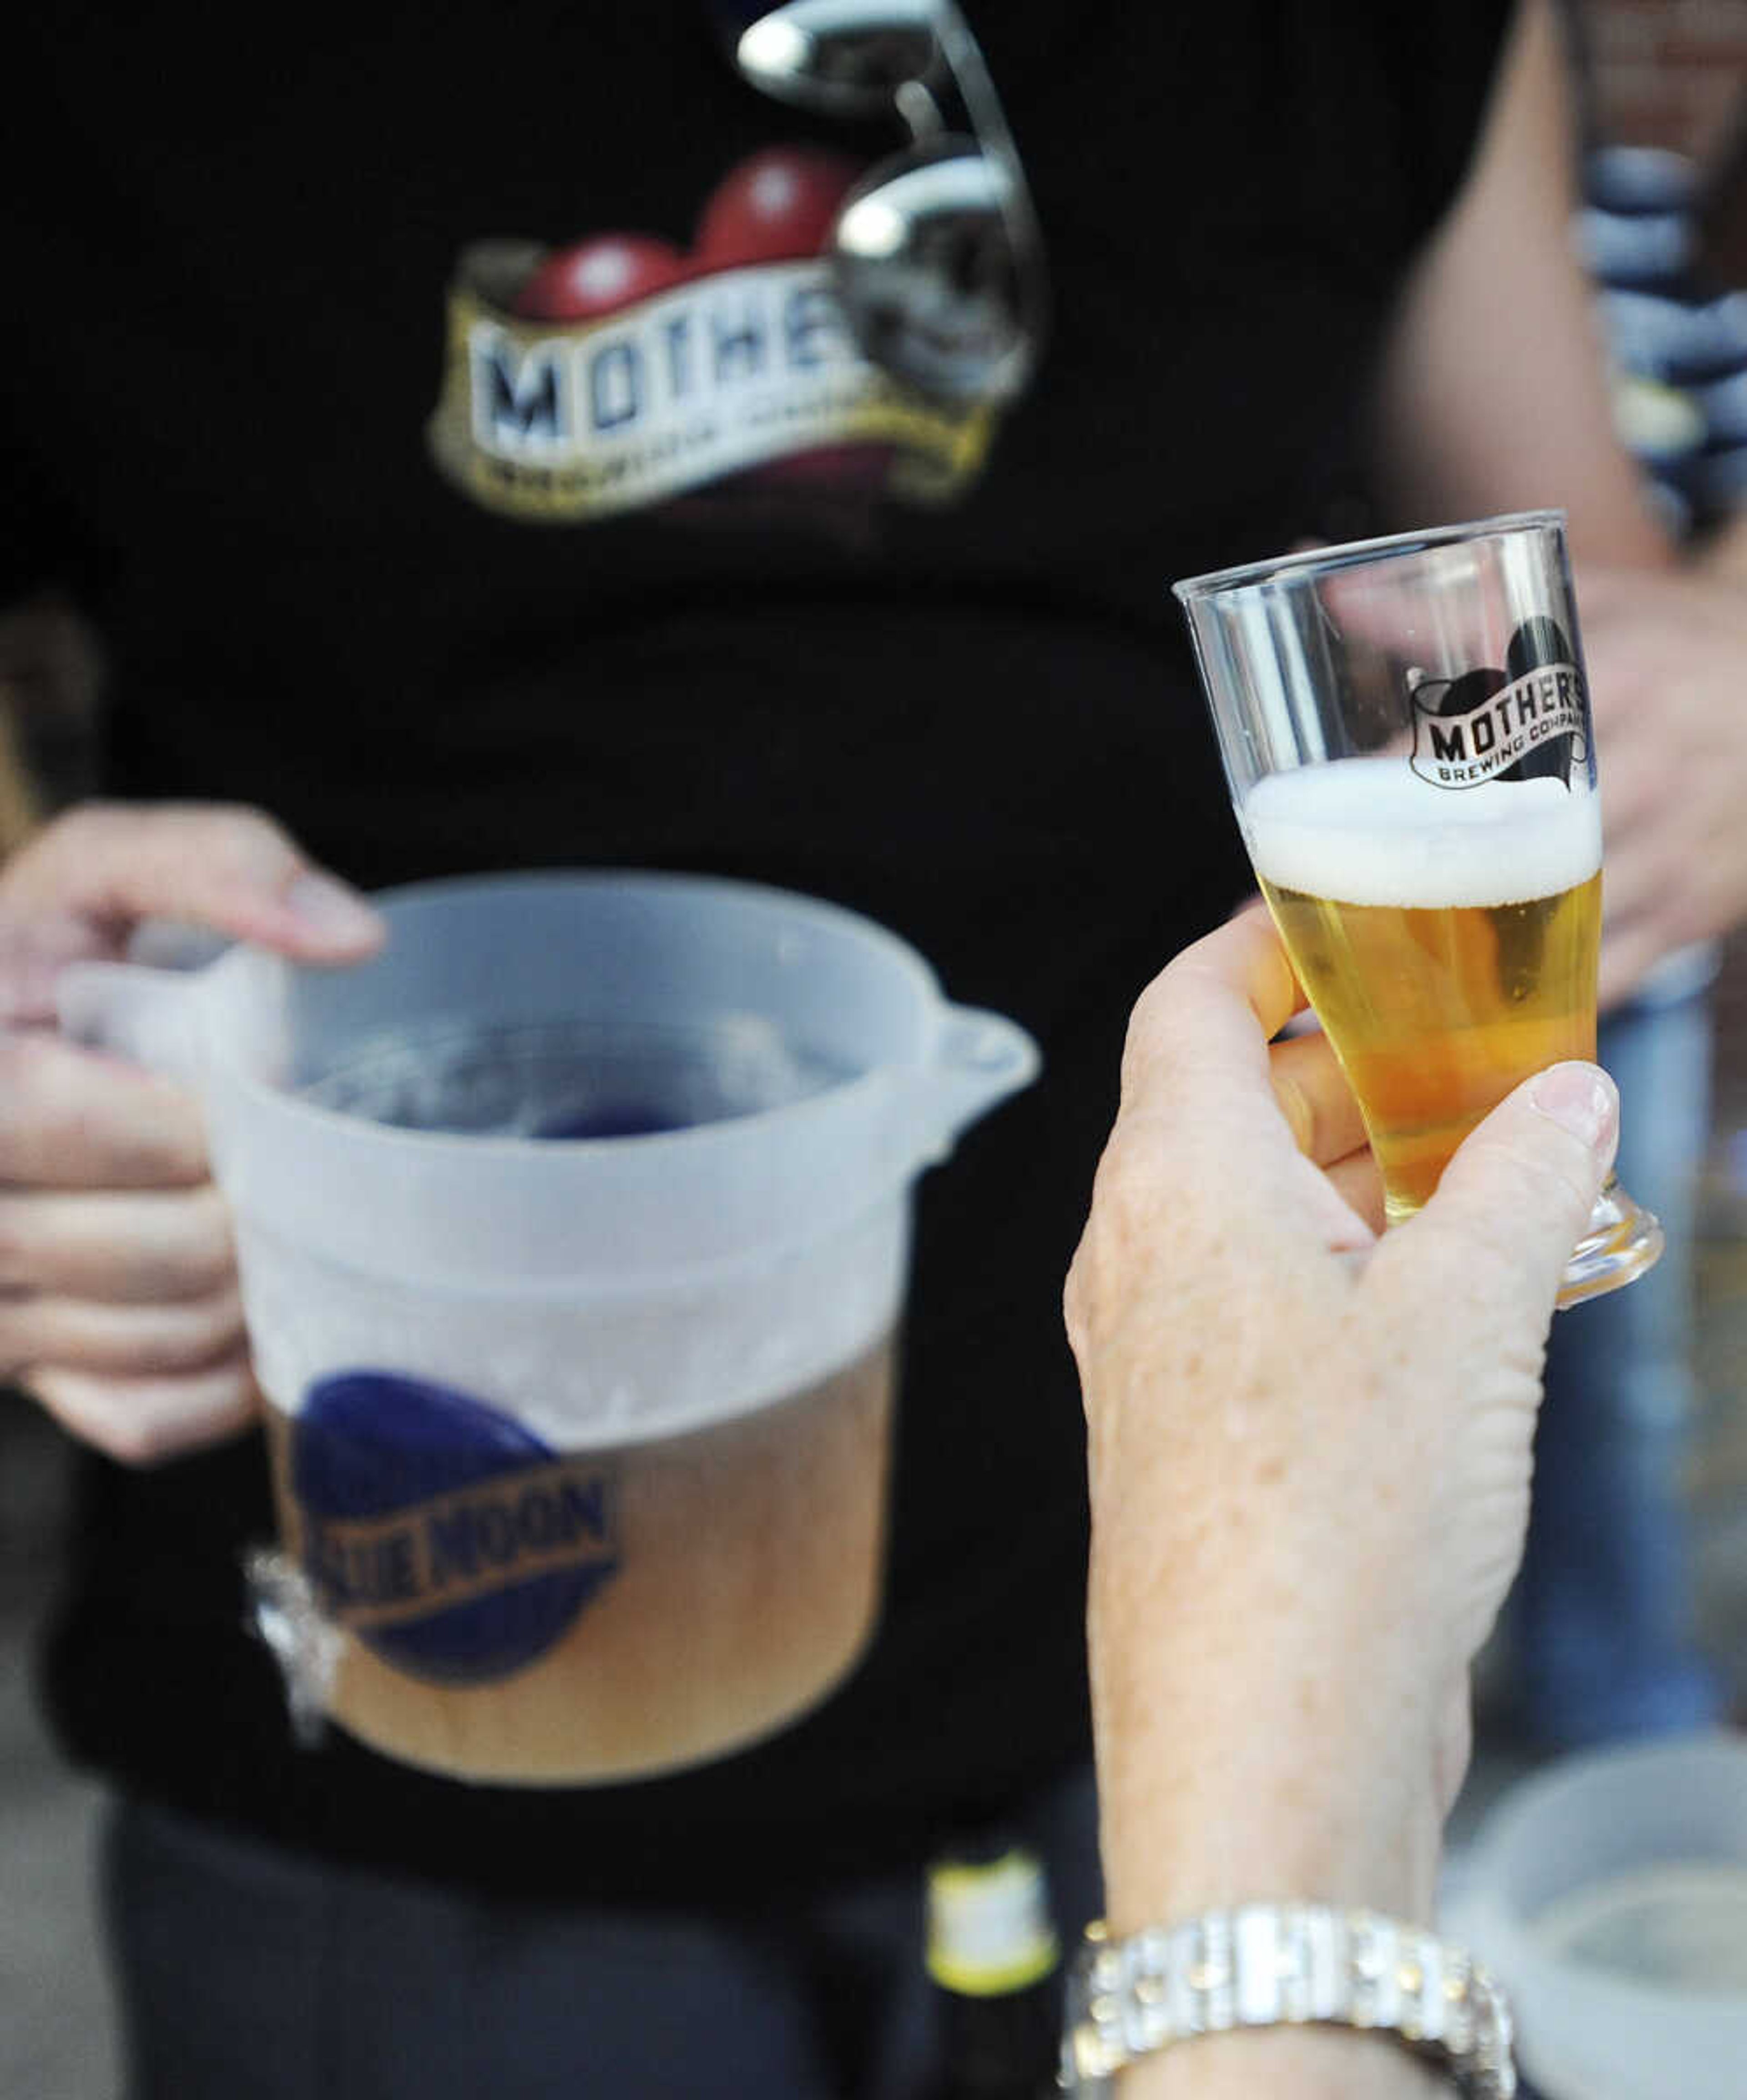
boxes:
[914,1002,1040,1164]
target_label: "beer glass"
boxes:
[1175,511,1661,1307]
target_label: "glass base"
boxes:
[1556,1175,1664,1309]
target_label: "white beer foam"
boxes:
[1242,757,1602,908]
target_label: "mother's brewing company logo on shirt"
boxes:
[291,1370,620,1685]
[427,146,998,525]
[1408,616,1591,791]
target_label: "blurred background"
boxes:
[6,3,1747,2095]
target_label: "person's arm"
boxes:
[1371,0,1670,570]
[1065,914,1616,2096]
[1372,0,1747,1005]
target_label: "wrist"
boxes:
[1065,1906,1510,2099]
[1087,1448,1459,1932]
[1100,1773,1444,1945]
[1117,2023,1445,2098]
[1092,1616,1448,1931]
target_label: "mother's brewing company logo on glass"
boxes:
[1407,617,1590,791]
[290,1370,620,1685]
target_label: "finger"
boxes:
[0,1032,208,1188]
[24,1355,261,1467]
[1326,1148,1385,1235]
[0,1184,233,1300]
[1369,1062,1616,1333]
[0,1285,246,1378]
[1227,893,1320,1015]
[1120,913,1305,1111]
[2,803,384,962]
[1268,1030,1367,1167]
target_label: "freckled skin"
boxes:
[1064,911,1609,1987]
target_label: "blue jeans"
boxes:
[1510,969,1726,1747]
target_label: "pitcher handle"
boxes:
[57,958,203,1086]
[917,1002,1041,1161]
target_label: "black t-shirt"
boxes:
[4,3,1510,1902]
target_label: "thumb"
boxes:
[1369,1063,1617,1335]
[6,803,386,962]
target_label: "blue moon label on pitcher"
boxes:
[292,1370,620,1685]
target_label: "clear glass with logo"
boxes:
[1175,510,1661,1306]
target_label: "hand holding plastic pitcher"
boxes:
[0,802,383,1463]
[43,866,1037,1782]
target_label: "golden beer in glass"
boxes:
[1177,513,1660,1305]
[1249,760,1601,1224]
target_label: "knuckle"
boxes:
[36,801,112,861]
[1116,998,1167,1096]
[1466,1125,1595,1219]
[1126,967,1176,1041]
[88,1404,176,1470]
[132,1375,257,1467]
[170,1192,238,1295]
[1072,1132,1171,1325]
[1117,959,1202,1093]
[1088,1130,1151,1234]
[131,1296,245,1375]
[1428,1200,1543,1289]
[0,1035,197,1188]
[113,801,296,911]
[1062,1254,1089,1355]
[11,801,123,894]
[103,1396,219,1469]
[111,1118,208,1191]
[19,1289,242,1379]
[194,803,298,881]
[121,1238,227,1304]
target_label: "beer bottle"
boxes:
[920,1840,1062,2099]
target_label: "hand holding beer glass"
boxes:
[1176,512,1661,1305]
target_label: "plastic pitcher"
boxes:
[60,871,1038,1785]
[1446,1735,1747,2100]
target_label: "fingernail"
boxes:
[1530,1063,1616,1153]
[283,872,384,948]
